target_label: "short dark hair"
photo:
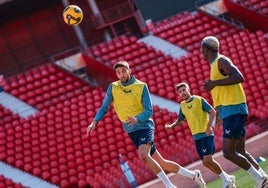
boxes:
[175,82,189,90]
[113,61,129,70]
[201,36,219,52]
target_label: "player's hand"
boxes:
[203,80,216,91]
[206,126,213,136]
[86,121,97,136]
[125,116,137,126]
[215,116,223,127]
[165,124,173,129]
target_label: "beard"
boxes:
[182,94,191,101]
[121,76,130,83]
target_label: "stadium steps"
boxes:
[0,162,58,188]
[138,35,188,59]
[151,94,180,114]
[0,91,38,119]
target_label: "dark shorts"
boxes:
[128,129,156,156]
[195,136,215,159]
[222,113,247,139]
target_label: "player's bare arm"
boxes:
[165,119,182,129]
[218,57,245,84]
[203,58,244,91]
[86,120,98,136]
[206,108,216,135]
[215,115,223,127]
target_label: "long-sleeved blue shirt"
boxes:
[94,76,154,133]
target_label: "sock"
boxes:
[157,171,174,187]
[247,165,263,182]
[219,171,229,182]
[177,167,195,179]
[258,168,267,177]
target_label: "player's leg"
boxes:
[137,144,174,188]
[152,149,206,188]
[236,127,267,178]
[202,155,222,174]
[223,137,249,168]
[236,136,258,170]
[130,129,176,188]
[222,114,251,169]
[151,149,180,173]
[137,143,161,173]
[203,155,235,188]
[197,136,235,188]
[222,114,267,187]
[195,136,222,174]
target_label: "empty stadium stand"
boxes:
[0,2,267,188]
[0,175,24,188]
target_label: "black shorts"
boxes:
[222,114,247,139]
[195,136,215,160]
[128,129,156,156]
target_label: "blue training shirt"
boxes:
[217,103,248,119]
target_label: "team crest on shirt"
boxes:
[123,89,132,93]
[187,105,192,109]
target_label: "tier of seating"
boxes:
[3,64,88,112]
[0,67,192,187]
[88,11,268,120]
[152,11,237,51]
[0,175,24,188]
[234,0,268,15]
[0,8,267,188]
[1,63,163,187]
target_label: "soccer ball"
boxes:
[63,5,83,26]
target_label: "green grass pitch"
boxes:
[207,157,268,188]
